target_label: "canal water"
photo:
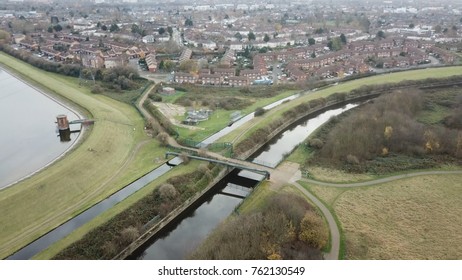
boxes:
[134,103,359,260]
[133,170,260,260]
[251,103,358,168]
[0,69,81,189]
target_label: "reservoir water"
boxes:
[0,68,81,189]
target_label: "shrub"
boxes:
[179,152,190,165]
[254,107,266,117]
[91,84,104,94]
[308,138,323,149]
[156,132,170,146]
[149,94,162,102]
[158,184,178,200]
[298,212,328,249]
[346,154,360,164]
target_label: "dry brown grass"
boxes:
[306,174,462,259]
[307,166,375,183]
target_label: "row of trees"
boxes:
[0,43,81,77]
[0,41,141,91]
[189,193,327,260]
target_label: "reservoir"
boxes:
[0,68,81,189]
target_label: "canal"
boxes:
[0,68,81,189]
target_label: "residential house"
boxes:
[214,68,235,78]
[179,48,193,62]
[145,53,157,72]
[240,69,260,80]
[200,74,223,85]
[228,76,250,87]
[104,56,128,68]
[175,72,198,84]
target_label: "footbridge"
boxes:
[165,151,271,179]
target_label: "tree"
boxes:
[308,38,316,45]
[263,34,270,42]
[53,24,62,32]
[0,30,11,45]
[163,60,175,72]
[158,27,165,35]
[131,24,140,34]
[179,59,198,74]
[158,60,165,70]
[376,30,386,39]
[340,33,347,44]
[409,23,415,28]
[185,18,193,27]
[47,26,53,33]
[247,31,256,41]
[101,25,107,31]
[224,14,229,20]
[434,25,442,33]
[327,37,342,51]
[109,23,119,32]
[234,32,243,41]
[167,26,173,37]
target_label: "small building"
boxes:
[183,109,213,125]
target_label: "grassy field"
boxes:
[302,174,462,259]
[0,53,164,259]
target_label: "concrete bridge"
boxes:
[165,151,272,179]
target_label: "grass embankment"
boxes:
[301,174,462,259]
[218,66,462,145]
[0,53,164,259]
